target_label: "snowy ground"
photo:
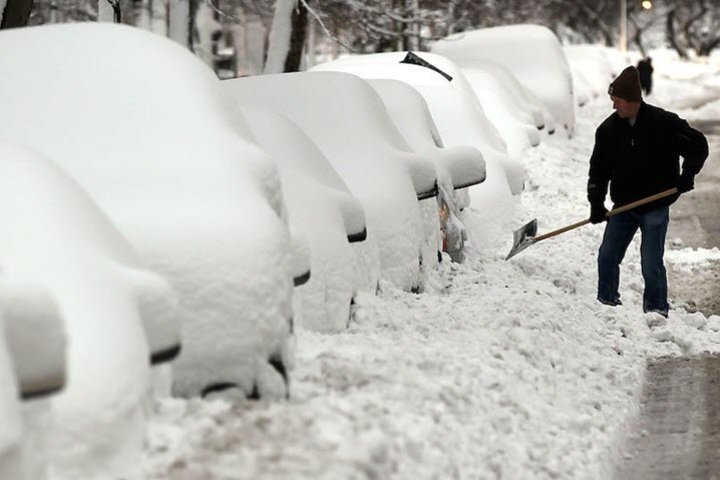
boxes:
[143,53,720,480]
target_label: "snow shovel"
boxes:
[505,188,679,260]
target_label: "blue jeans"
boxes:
[597,206,670,314]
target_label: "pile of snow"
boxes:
[432,25,575,136]
[142,54,720,480]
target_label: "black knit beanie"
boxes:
[608,66,642,102]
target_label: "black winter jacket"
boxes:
[587,102,708,212]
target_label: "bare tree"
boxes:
[664,0,720,58]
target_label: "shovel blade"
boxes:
[506,219,538,260]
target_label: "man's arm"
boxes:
[588,128,611,223]
[676,119,709,192]
[588,128,611,204]
[678,120,708,175]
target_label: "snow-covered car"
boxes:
[456,63,541,154]
[310,56,524,235]
[223,71,439,292]
[239,106,368,332]
[366,79,486,262]
[563,44,615,98]
[0,142,182,479]
[569,64,593,107]
[311,51,525,197]
[0,277,67,480]
[432,25,575,136]
[0,23,295,400]
[457,60,551,133]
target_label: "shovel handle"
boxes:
[606,188,678,216]
[534,188,679,242]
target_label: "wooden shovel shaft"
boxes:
[534,188,679,242]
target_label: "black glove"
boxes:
[590,203,608,224]
[678,172,695,193]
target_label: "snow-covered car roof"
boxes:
[240,107,367,331]
[0,23,294,400]
[432,25,575,135]
[223,71,437,291]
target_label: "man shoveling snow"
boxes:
[587,66,709,317]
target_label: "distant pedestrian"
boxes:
[587,66,708,317]
[637,57,654,95]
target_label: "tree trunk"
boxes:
[98,0,121,23]
[1,0,34,29]
[698,37,720,57]
[168,0,190,48]
[188,0,198,52]
[666,8,688,58]
[305,14,315,69]
[629,16,647,57]
[682,0,706,55]
[283,0,307,72]
[264,0,307,74]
